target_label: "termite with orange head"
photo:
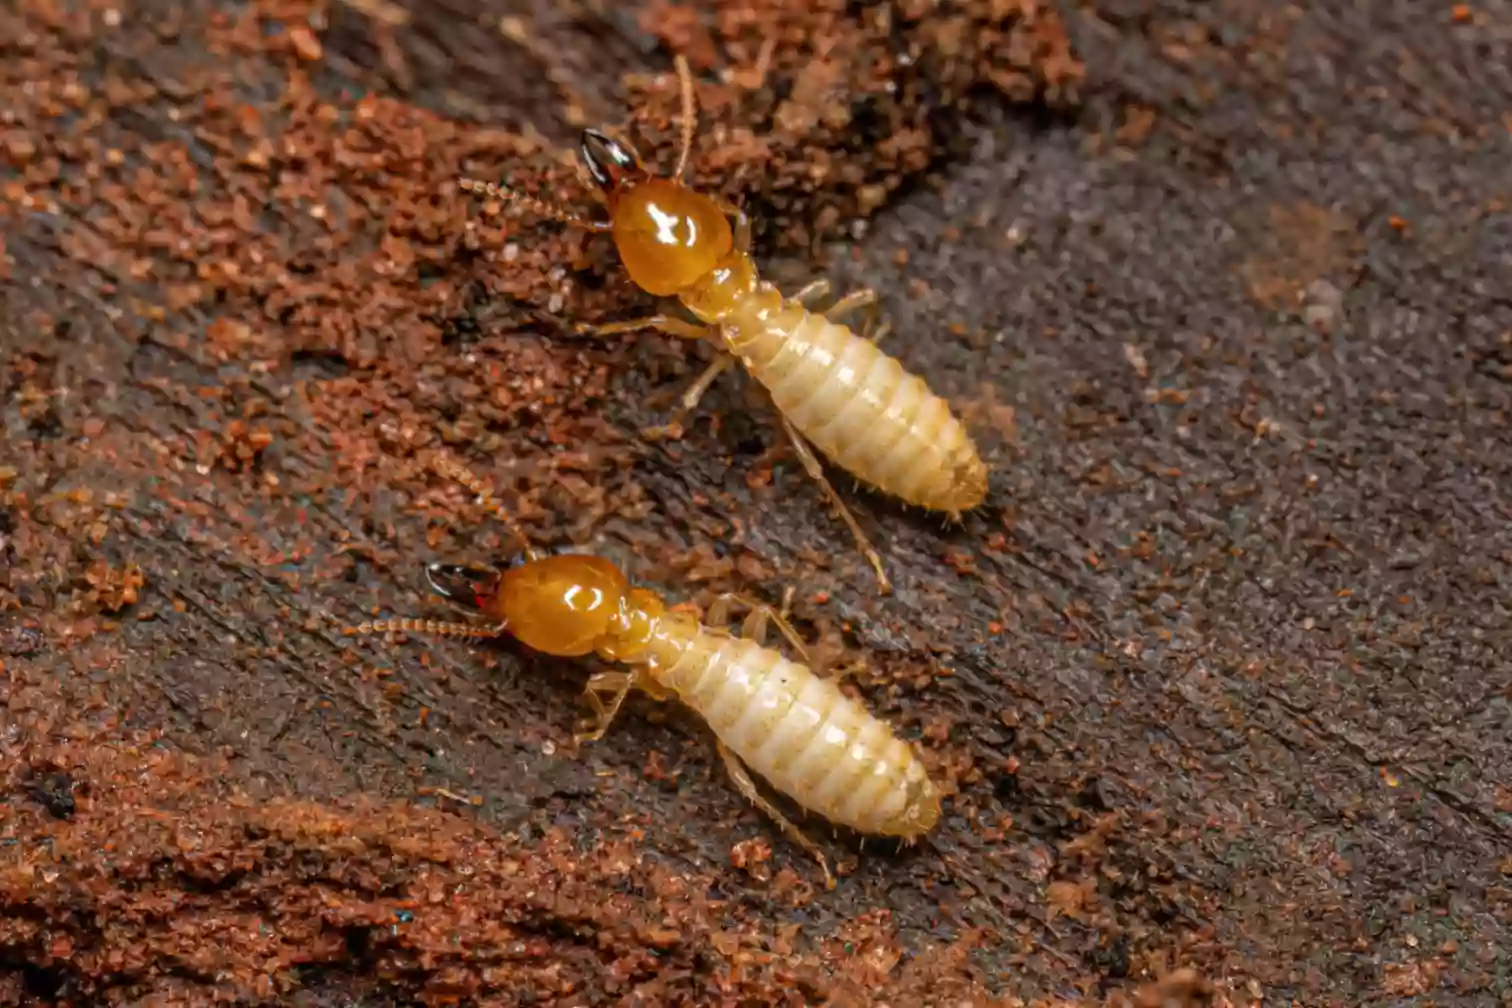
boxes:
[344,452,943,889]
[457,56,989,596]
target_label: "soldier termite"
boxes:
[457,56,988,595]
[344,453,943,888]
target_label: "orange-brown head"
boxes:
[579,130,732,298]
[425,555,628,658]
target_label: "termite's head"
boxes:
[455,552,628,658]
[580,129,732,298]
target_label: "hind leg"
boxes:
[710,588,845,888]
[776,415,892,594]
[716,739,836,889]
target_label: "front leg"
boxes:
[641,351,738,441]
[575,670,636,744]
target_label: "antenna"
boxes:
[457,177,611,232]
[429,452,543,563]
[672,54,697,181]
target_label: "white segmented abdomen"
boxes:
[653,625,940,838]
[726,289,987,514]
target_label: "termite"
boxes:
[344,453,943,888]
[457,56,988,595]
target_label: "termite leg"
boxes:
[574,314,730,436]
[679,354,736,408]
[788,279,832,308]
[733,209,752,254]
[716,738,836,890]
[703,593,737,632]
[788,281,891,344]
[720,588,859,682]
[710,195,752,254]
[575,315,712,341]
[576,670,636,744]
[821,658,867,685]
[824,286,891,345]
[823,286,875,320]
[707,588,810,665]
[776,414,893,594]
[642,353,737,440]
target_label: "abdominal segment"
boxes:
[738,307,986,513]
[661,630,938,836]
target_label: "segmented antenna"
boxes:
[429,452,543,562]
[344,618,501,639]
[673,54,697,181]
[457,177,611,232]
